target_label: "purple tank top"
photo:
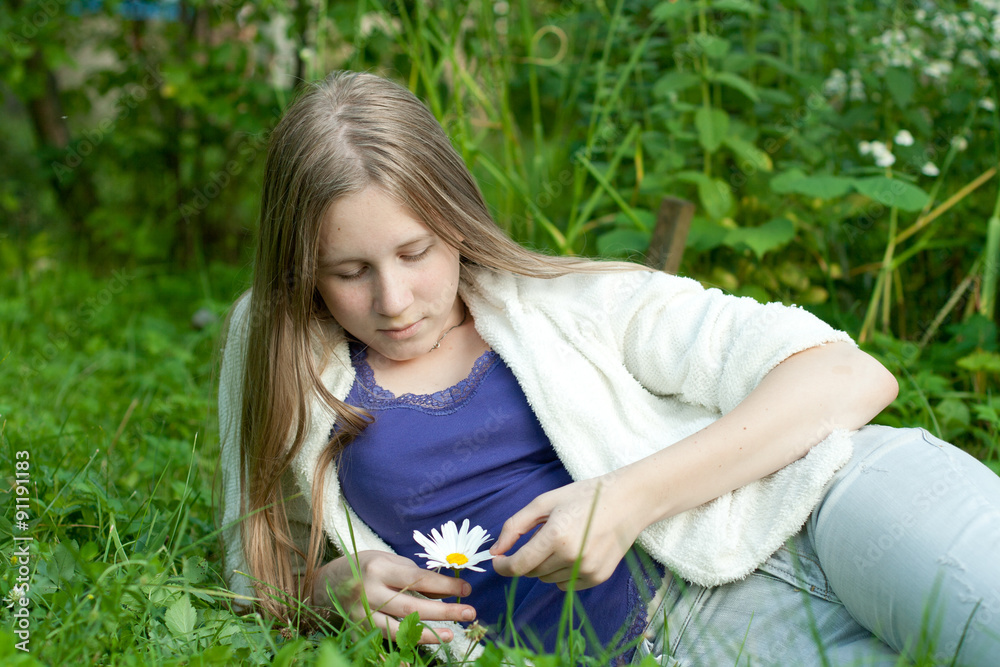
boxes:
[336,341,658,660]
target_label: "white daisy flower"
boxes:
[921,162,941,177]
[894,130,914,146]
[980,97,996,112]
[413,519,494,572]
[858,140,873,155]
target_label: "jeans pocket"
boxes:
[755,532,841,604]
[632,637,683,667]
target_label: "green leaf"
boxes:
[165,594,196,637]
[674,171,732,219]
[957,351,1000,374]
[770,171,854,198]
[272,639,307,667]
[686,216,730,252]
[653,71,702,98]
[853,176,929,212]
[695,107,729,152]
[725,217,796,259]
[693,34,731,60]
[722,135,773,172]
[709,71,760,102]
[182,557,208,585]
[697,177,735,220]
[615,209,656,231]
[314,640,351,667]
[935,398,971,426]
[710,0,765,15]
[884,67,915,108]
[597,227,651,258]
[652,0,696,20]
[395,611,424,653]
[794,0,818,11]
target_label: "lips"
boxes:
[379,319,423,340]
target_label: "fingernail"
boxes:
[462,608,475,621]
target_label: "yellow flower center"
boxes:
[446,553,469,566]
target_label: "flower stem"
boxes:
[453,568,462,605]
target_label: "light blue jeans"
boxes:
[634,425,1000,666]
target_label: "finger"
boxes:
[493,523,560,578]
[369,590,478,626]
[537,566,576,585]
[491,496,553,557]
[378,612,455,644]
[366,563,472,597]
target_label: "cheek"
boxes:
[317,283,368,321]
[418,262,461,309]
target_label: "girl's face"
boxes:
[316,186,464,362]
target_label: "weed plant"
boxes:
[2,0,1000,665]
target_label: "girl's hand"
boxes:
[489,475,644,590]
[314,551,477,644]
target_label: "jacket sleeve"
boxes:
[218,292,256,605]
[608,270,854,415]
[218,294,330,608]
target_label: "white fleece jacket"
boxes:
[218,264,856,657]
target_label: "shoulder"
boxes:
[462,262,704,311]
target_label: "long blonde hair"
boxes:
[232,70,647,624]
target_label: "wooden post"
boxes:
[646,196,695,274]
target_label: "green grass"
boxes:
[3,1,1000,663]
[1,258,997,666]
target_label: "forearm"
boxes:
[620,342,899,531]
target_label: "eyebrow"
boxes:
[319,234,434,268]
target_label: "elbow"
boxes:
[859,352,899,417]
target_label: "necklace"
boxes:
[429,302,468,352]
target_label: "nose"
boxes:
[372,269,414,318]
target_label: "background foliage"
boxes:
[2,0,1000,664]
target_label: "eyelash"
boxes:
[336,248,431,281]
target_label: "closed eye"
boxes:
[402,247,431,262]
[335,268,367,281]
[333,247,429,281]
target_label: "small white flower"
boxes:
[959,49,982,69]
[865,140,896,167]
[4,587,24,607]
[921,162,940,177]
[952,136,969,151]
[980,97,997,112]
[894,130,914,146]
[823,69,848,97]
[414,519,494,572]
[924,60,953,80]
[849,69,866,101]
[874,150,896,168]
[858,140,873,155]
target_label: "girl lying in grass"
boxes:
[218,70,1000,665]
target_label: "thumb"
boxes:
[490,495,552,557]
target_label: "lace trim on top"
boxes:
[616,558,667,666]
[348,341,500,414]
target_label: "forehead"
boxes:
[320,187,432,257]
